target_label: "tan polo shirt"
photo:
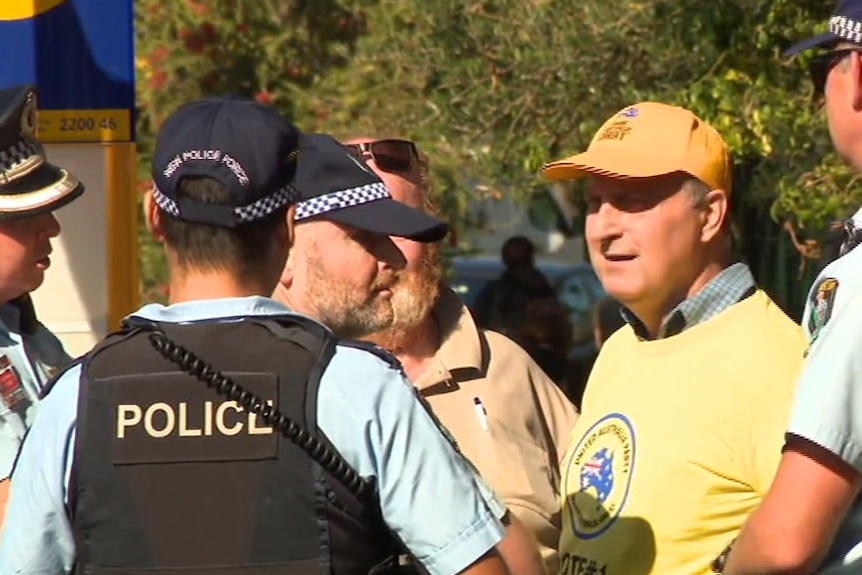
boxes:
[415,287,580,572]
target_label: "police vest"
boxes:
[68,314,400,575]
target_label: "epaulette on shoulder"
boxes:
[336,339,404,371]
[38,356,85,400]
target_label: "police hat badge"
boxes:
[0,84,84,220]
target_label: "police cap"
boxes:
[784,0,862,56]
[0,84,84,220]
[292,133,449,243]
[151,95,301,228]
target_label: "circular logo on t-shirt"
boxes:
[564,412,636,539]
[0,0,66,21]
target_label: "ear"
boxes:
[275,205,299,285]
[287,204,296,247]
[143,188,165,241]
[279,245,296,291]
[851,52,862,111]
[278,252,294,286]
[699,188,729,244]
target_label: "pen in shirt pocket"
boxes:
[473,397,489,431]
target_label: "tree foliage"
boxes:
[134,0,852,302]
[135,0,368,154]
[317,0,851,231]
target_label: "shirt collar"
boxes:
[622,262,756,340]
[128,296,327,328]
[413,286,484,391]
[0,303,22,348]
[0,303,20,334]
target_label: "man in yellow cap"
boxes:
[540,102,806,575]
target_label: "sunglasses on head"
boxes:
[343,139,418,173]
[809,47,862,96]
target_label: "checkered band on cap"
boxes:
[831,15,862,44]
[295,182,390,221]
[0,138,40,173]
[152,183,300,223]
[152,186,180,217]
[236,184,299,221]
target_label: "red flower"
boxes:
[148,46,170,65]
[255,91,274,104]
[188,1,209,16]
[148,70,168,91]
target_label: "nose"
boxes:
[37,212,61,238]
[375,235,407,271]
[590,200,624,242]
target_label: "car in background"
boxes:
[448,255,606,360]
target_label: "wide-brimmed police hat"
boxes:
[785,0,862,56]
[0,85,84,219]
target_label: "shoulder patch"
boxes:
[808,277,839,342]
[336,339,404,371]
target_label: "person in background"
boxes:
[473,235,557,338]
[0,84,83,526]
[592,295,626,350]
[517,297,579,403]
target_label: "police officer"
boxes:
[0,97,511,575]
[0,84,82,524]
[721,1,862,573]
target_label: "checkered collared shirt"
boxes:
[623,262,757,340]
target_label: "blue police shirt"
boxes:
[0,297,506,575]
[0,301,71,480]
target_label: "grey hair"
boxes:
[683,177,712,208]
[684,177,734,244]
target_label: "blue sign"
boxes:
[0,0,135,142]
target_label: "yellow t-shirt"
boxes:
[558,290,806,575]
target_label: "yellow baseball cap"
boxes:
[540,102,732,194]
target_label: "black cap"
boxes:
[151,96,300,227]
[0,85,84,219]
[293,133,448,243]
[784,0,862,56]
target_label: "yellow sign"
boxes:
[37,109,132,143]
[0,0,67,21]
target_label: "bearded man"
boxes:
[345,137,579,572]
[273,135,555,575]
